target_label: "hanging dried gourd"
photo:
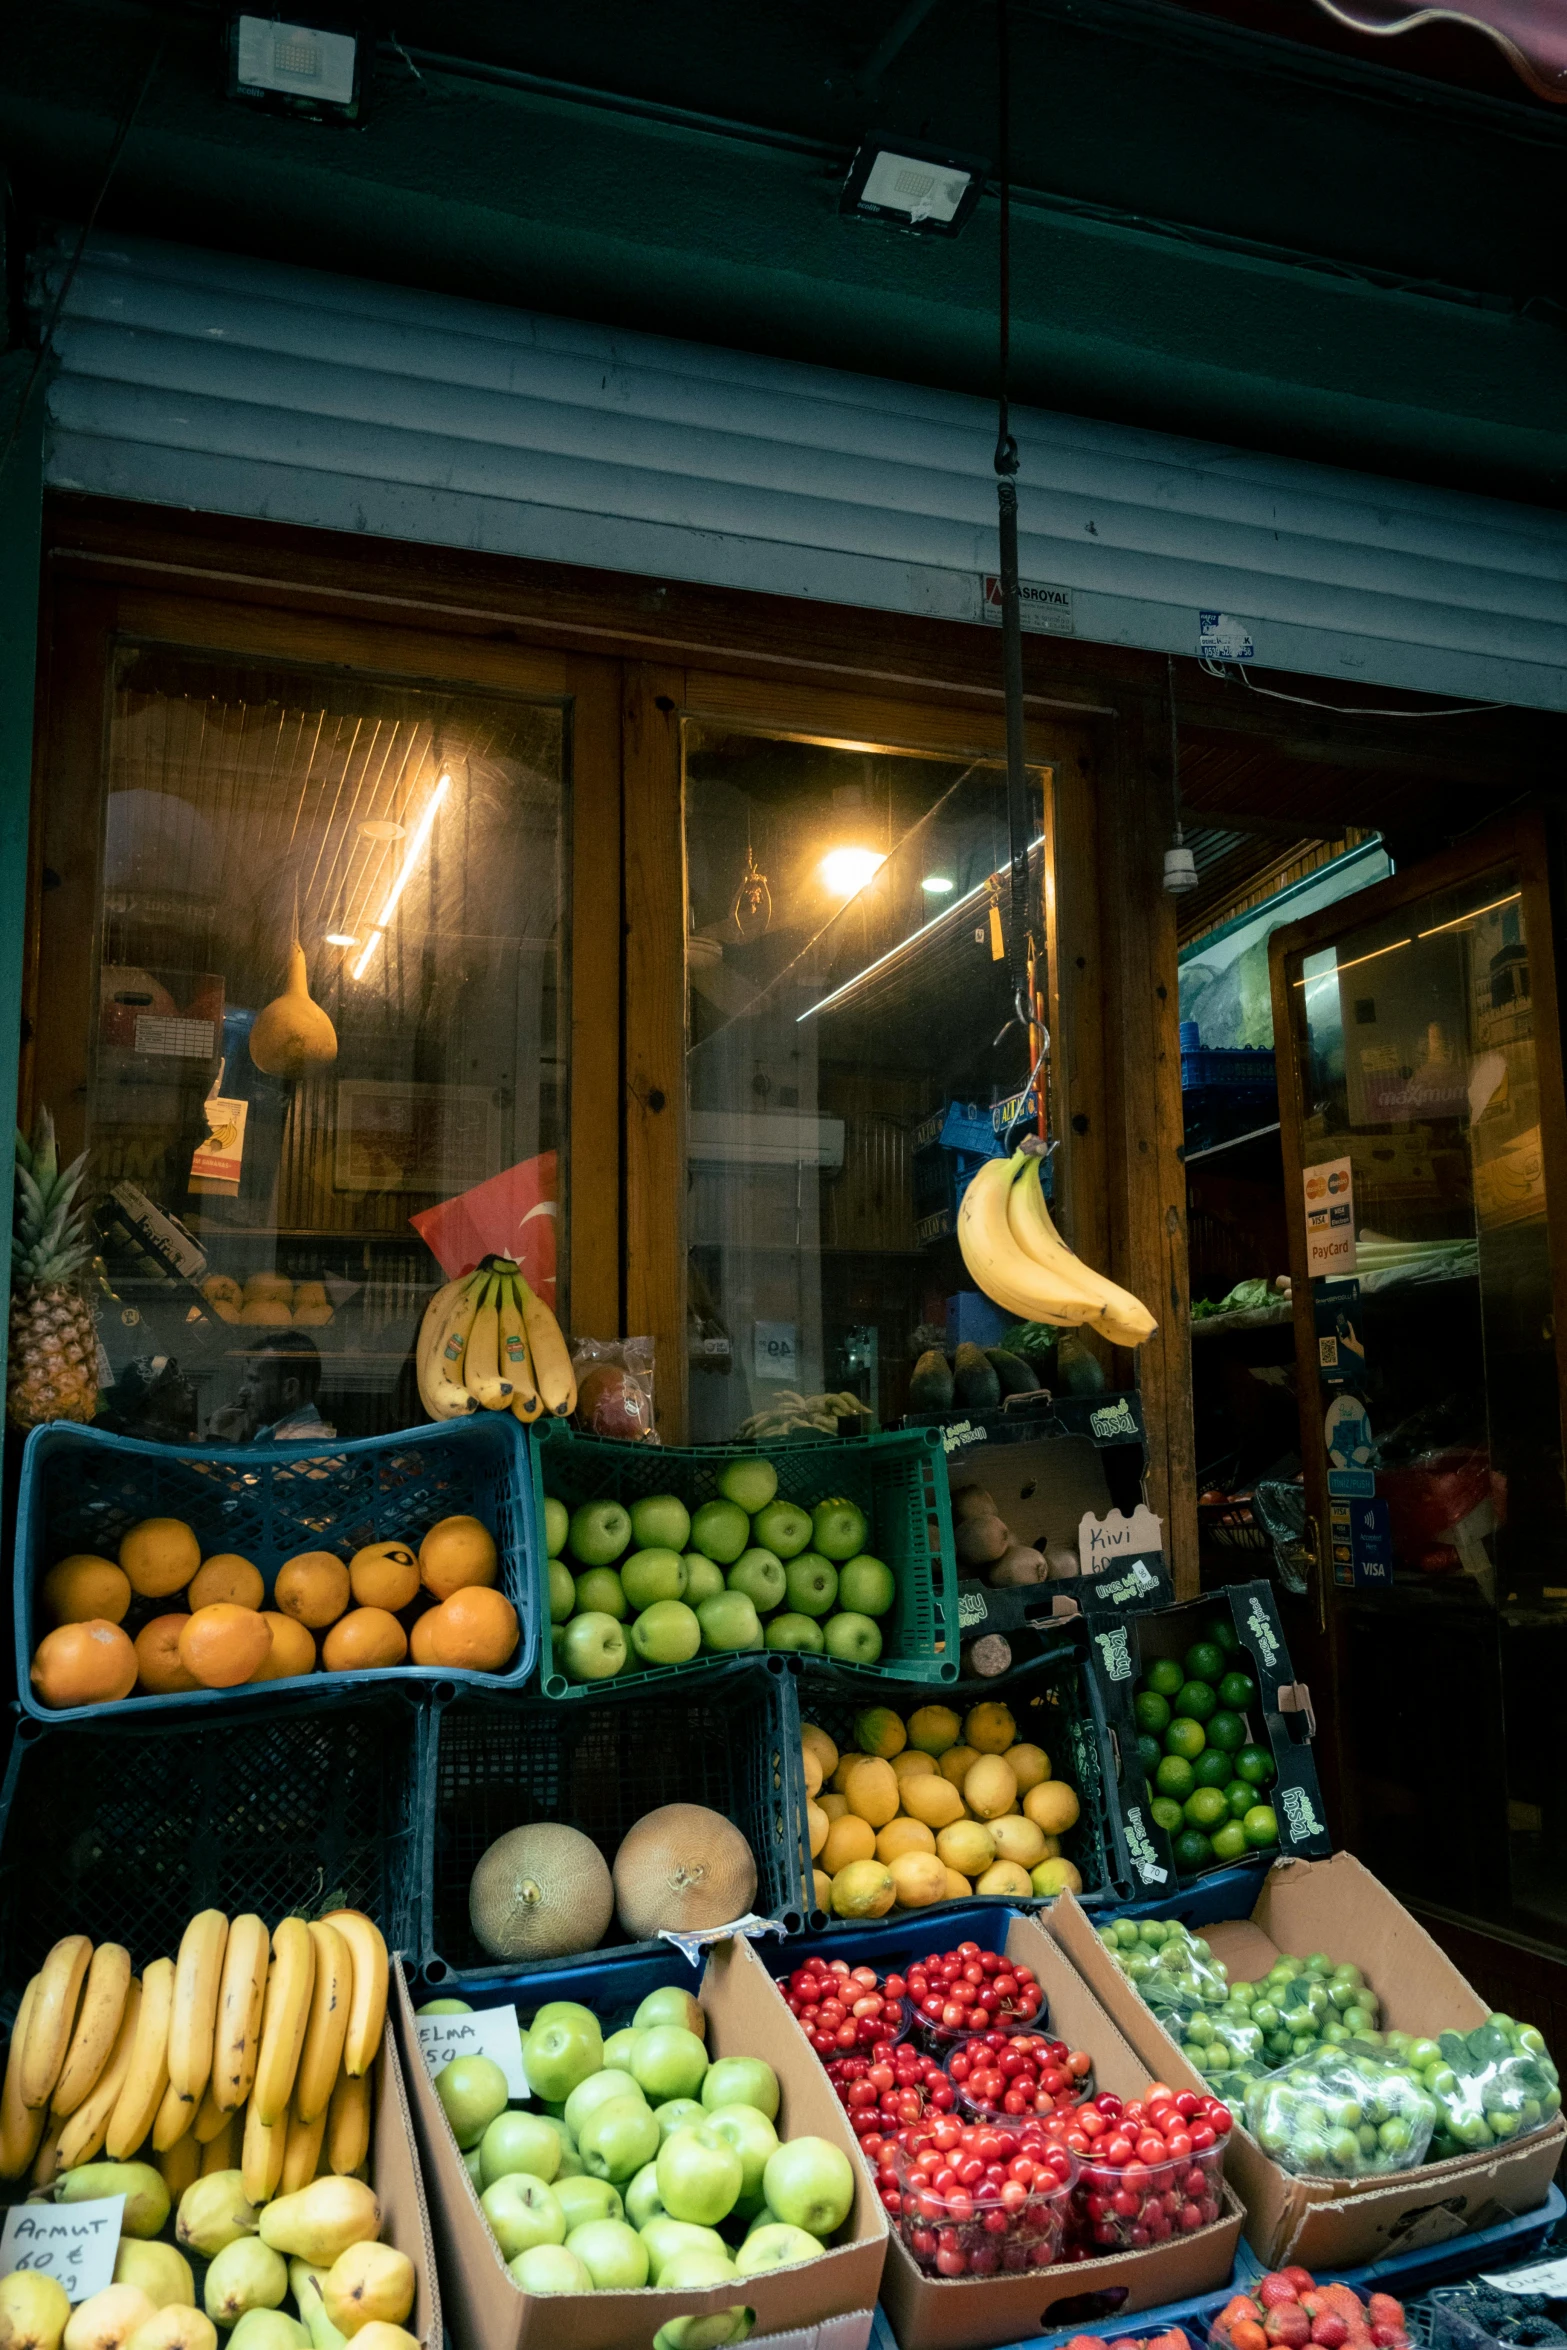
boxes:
[249,941,337,1078]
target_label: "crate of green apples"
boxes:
[531,1422,957,1697]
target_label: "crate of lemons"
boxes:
[29,1512,518,1710]
[801,1700,1084,1918]
[0,1906,418,2350]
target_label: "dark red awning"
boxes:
[1310,0,1567,101]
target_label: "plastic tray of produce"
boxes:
[531,1419,957,1700]
[870,2270,1250,2350]
[0,1687,425,2002]
[792,1627,1125,1923]
[1224,2181,1567,2303]
[14,1414,539,1723]
[415,1662,813,1986]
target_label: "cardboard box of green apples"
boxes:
[529,1423,957,1699]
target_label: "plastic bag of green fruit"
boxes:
[1244,2039,1438,2178]
[1384,2015,1561,2161]
[1177,2005,1275,2103]
[1094,1918,1231,2022]
[1225,1952,1382,2066]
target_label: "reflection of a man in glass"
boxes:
[1331,1308,1365,1368]
[208,1331,330,1444]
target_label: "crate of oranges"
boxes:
[15,1417,539,1722]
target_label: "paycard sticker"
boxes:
[415,2006,528,2098]
[0,2196,124,2302]
[1302,1156,1355,1277]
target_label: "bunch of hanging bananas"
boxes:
[0,1907,389,2197]
[735,1391,873,1439]
[416,1255,576,1423]
[958,1149,1158,1349]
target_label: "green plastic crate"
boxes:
[530,1420,958,1700]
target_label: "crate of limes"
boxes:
[1080,1578,1331,1887]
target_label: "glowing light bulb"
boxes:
[920,875,955,895]
[820,845,885,898]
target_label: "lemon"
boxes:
[853,1706,907,1759]
[812,1867,831,1910]
[806,1802,828,1858]
[1024,1780,1081,1835]
[975,1860,1032,1897]
[935,1820,995,1877]
[817,1791,848,1821]
[877,1817,936,1863]
[938,1744,979,1788]
[887,1851,948,1909]
[821,1815,875,1873]
[830,1859,895,1919]
[906,1704,962,1756]
[963,1755,1018,1821]
[800,1748,823,1799]
[1030,1857,1083,1897]
[964,1702,1017,1754]
[843,1757,899,1828]
[892,1750,937,1783]
[942,1866,972,1900]
[899,1774,964,1831]
[800,1722,839,1783]
[1004,1743,1049,1792]
[989,1815,1047,1868]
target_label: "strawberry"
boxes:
[1311,2319,1349,2348]
[1222,2301,1265,2330]
[1233,2324,1270,2350]
[1368,2300,1405,2331]
[1265,2307,1312,2348]
[1283,2271,1317,2298]
[1260,2278,1304,2310]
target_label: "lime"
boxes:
[1194,1748,1233,1789]
[1164,1716,1207,1761]
[1210,1819,1249,1863]
[1184,1786,1229,1830]
[1236,1744,1277,1788]
[1206,1710,1246,1753]
[1218,1669,1256,1710]
[1224,1779,1253,1817]
[1155,1754,1196,1802]
[1244,1804,1280,1848]
[1175,1679,1217,1723]
[1174,1828,1213,1872]
[1184,1640,1226,1683]
[1145,1657,1184,1698]
[1204,1617,1241,1656]
[1134,1689,1171,1735]
[1151,1796,1185,1832]
[1136,1732,1163,1776]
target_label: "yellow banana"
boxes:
[1007,1153,1158,1341]
[252,1919,315,2126]
[57,1980,142,2170]
[424,1275,486,1418]
[168,1910,228,2105]
[326,2068,371,2176]
[194,2081,230,2143]
[517,1278,576,1416]
[497,1274,543,1422]
[958,1153,1107,1327]
[51,1942,132,2118]
[108,1955,174,2161]
[293,1922,351,2125]
[414,1273,472,1413]
[153,2075,198,2152]
[200,2111,239,2173]
[212,1914,269,2114]
[242,2092,288,2204]
[461,1273,513,1412]
[156,2128,201,2200]
[317,1913,387,2078]
[21,1935,92,2110]
[0,1979,46,2178]
[32,2113,66,2189]
[281,2104,328,2193]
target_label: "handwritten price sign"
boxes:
[0,2195,125,2302]
[414,2007,527,2098]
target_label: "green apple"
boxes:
[682,1554,726,1604]
[653,2098,705,2142]
[640,2220,728,2285]
[837,1554,894,1616]
[812,1498,867,1560]
[656,2124,744,2225]
[565,2216,649,2290]
[532,2001,598,2034]
[554,2175,623,2232]
[506,2244,591,2295]
[481,2172,565,2257]
[700,2058,778,2121]
[625,2159,667,2229]
[561,1610,628,1682]
[416,1997,473,2015]
[657,2249,739,2288]
[480,2110,562,2187]
[569,1499,631,1567]
[703,2102,779,2210]
[697,1592,761,1652]
[543,1496,570,1557]
[464,2146,484,2188]
[564,2068,644,2140]
[631,1600,702,1665]
[631,2025,709,2103]
[752,1501,812,1559]
[578,2096,661,2185]
[823,1610,881,1665]
[726,1549,785,1612]
[603,2027,644,2070]
[435,2053,508,2148]
[574,1566,626,1620]
[554,2137,585,2179]
[735,2222,823,2275]
[547,1560,575,1624]
[743,2206,781,2236]
[716,1458,777,1513]
[689,1500,750,1565]
[762,2138,854,2237]
[631,1494,692,1553]
[621,1548,687,1610]
[652,2314,753,2350]
[636,1986,705,2038]
[765,1614,823,1654]
[783,1554,837,1615]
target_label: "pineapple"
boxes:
[8,1109,99,1428]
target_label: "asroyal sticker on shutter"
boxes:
[979,577,1075,634]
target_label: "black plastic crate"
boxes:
[0,1689,425,2003]
[418,1661,812,1984]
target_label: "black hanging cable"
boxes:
[993,0,1030,1037]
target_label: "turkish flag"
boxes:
[409,1150,558,1305]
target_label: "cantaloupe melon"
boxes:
[611,1804,757,1940]
[469,1824,613,1961]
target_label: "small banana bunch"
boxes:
[736,1392,873,1439]
[1,1907,389,2198]
[416,1255,576,1424]
[958,1150,1158,1349]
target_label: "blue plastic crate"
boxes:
[15,1413,540,1723]
[1112,1859,1274,1930]
[1180,1047,1276,1094]
[1222,2181,1566,2304]
[531,1420,958,1700]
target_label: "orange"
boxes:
[408,1610,442,1666]
[134,1614,200,1695]
[179,1603,273,1688]
[188,1554,265,1612]
[31,1620,137,1708]
[42,1554,131,1626]
[274,1551,350,1629]
[322,1607,409,1673]
[250,1612,317,1682]
[418,1515,498,1601]
[348,1540,420,1612]
[426,1586,518,1672]
[119,1518,201,1599]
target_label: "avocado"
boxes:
[909,1348,954,1411]
[985,1347,1040,1396]
[952,1342,1002,1410]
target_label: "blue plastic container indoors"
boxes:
[15,1414,539,1723]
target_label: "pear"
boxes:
[58,2164,170,2243]
[63,2288,155,2350]
[284,2270,343,2350]
[227,2319,308,2350]
[321,2247,413,2340]
[114,2243,195,2313]
[125,2312,218,2350]
[257,2180,379,2267]
[202,2241,287,2332]
[338,2332,416,2350]
[0,2272,71,2350]
[177,2174,261,2260]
